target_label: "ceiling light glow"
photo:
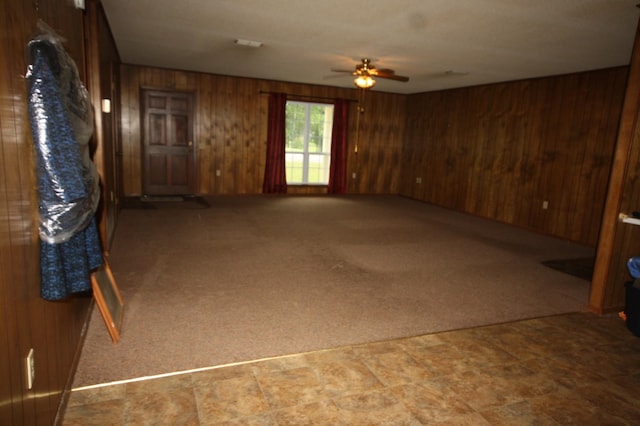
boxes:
[354,75,375,89]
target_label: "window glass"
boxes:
[285,101,333,184]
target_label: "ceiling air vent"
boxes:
[234,39,263,48]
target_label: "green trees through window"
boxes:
[285,101,333,184]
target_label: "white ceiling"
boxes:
[101,0,640,94]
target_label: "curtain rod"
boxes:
[259,90,358,103]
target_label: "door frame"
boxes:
[140,88,197,196]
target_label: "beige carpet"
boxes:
[73,195,593,387]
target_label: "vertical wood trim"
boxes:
[590,18,640,313]
[84,1,106,249]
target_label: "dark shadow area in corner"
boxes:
[541,257,594,281]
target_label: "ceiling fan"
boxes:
[331,58,409,89]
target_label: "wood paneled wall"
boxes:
[119,65,407,196]
[0,1,93,424]
[400,68,629,246]
[119,64,627,247]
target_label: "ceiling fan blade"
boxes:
[331,68,356,74]
[376,72,409,82]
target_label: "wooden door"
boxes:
[142,90,195,195]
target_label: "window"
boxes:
[285,101,334,185]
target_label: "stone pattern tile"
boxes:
[62,312,640,425]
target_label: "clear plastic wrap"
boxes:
[26,21,100,244]
[26,21,103,300]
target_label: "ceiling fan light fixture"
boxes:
[354,75,375,89]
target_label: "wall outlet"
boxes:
[215,169,221,177]
[542,200,549,210]
[416,177,422,184]
[26,348,35,390]
[352,172,357,179]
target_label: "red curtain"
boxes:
[262,93,288,194]
[328,99,350,194]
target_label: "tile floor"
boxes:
[62,312,640,425]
